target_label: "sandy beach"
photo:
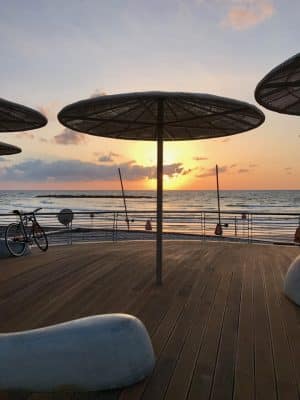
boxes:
[0,240,299,399]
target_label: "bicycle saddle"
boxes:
[12,210,20,215]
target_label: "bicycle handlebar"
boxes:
[12,208,42,215]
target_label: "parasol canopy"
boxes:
[255,53,300,115]
[0,141,22,156]
[58,91,264,140]
[58,91,265,284]
[0,98,47,132]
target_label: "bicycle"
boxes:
[5,208,48,257]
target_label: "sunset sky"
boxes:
[0,0,299,190]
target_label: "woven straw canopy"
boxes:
[58,91,265,140]
[255,53,300,116]
[0,98,47,132]
[0,141,21,156]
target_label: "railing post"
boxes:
[247,213,250,243]
[112,212,116,242]
[115,212,119,241]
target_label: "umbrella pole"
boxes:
[156,100,164,285]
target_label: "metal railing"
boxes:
[0,209,300,246]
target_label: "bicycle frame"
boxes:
[13,208,42,244]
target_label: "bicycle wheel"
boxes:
[5,223,27,257]
[33,223,48,252]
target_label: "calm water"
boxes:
[0,190,300,215]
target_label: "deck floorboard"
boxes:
[0,240,299,399]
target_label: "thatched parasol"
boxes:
[255,53,300,115]
[0,98,47,132]
[0,141,21,156]
[58,91,265,284]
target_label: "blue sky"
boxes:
[0,0,299,189]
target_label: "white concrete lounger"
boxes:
[0,238,30,258]
[0,314,155,391]
[284,255,300,306]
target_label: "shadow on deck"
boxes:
[0,240,299,399]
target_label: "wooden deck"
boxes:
[0,240,300,399]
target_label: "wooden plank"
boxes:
[139,268,215,400]
[253,256,277,400]
[119,264,208,400]
[209,255,243,400]
[233,247,254,400]
[186,272,232,400]
[163,273,221,400]
[0,242,299,400]
[262,256,298,400]
[271,249,300,395]
[0,252,120,330]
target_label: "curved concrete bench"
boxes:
[284,255,300,305]
[0,238,30,258]
[0,314,155,391]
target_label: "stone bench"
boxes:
[0,238,30,258]
[284,255,300,306]
[0,314,155,391]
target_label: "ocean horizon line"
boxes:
[1,189,300,192]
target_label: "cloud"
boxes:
[37,90,107,123]
[37,101,60,120]
[16,132,35,140]
[197,165,228,178]
[193,156,208,161]
[98,152,120,162]
[54,128,88,145]
[0,159,192,182]
[238,168,249,173]
[249,163,258,168]
[285,167,292,175]
[223,0,275,30]
[89,89,107,98]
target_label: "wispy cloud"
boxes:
[222,0,275,30]
[238,168,249,173]
[54,128,88,145]
[16,132,35,140]
[98,152,120,163]
[89,89,107,98]
[197,165,228,178]
[0,159,192,182]
[193,156,208,161]
[38,90,106,121]
[285,167,292,175]
[37,101,60,120]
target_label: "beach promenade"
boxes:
[0,241,299,399]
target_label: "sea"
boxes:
[0,190,300,215]
[1,190,300,242]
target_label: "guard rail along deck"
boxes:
[0,209,300,246]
